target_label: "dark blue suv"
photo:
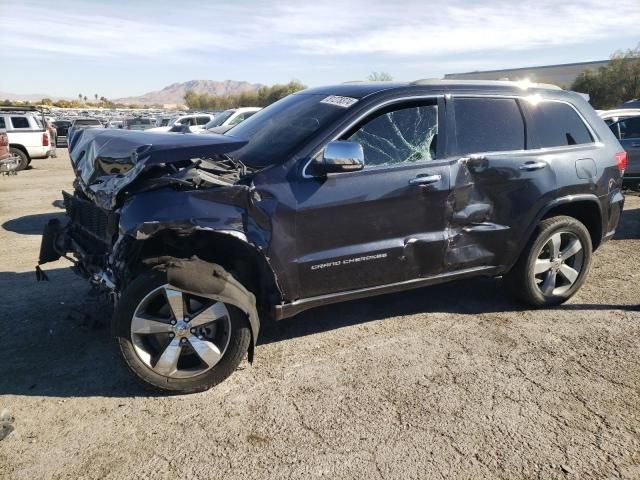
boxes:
[39,80,626,392]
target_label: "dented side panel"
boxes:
[118,186,271,248]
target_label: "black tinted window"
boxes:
[454,98,525,154]
[617,117,640,139]
[11,117,30,129]
[346,103,438,167]
[0,118,5,129]
[529,101,592,147]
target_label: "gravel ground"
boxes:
[0,152,639,480]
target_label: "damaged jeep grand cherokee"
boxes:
[38,80,626,392]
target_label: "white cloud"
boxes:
[3,0,639,60]
[288,0,640,55]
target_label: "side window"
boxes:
[181,117,194,126]
[228,113,246,126]
[617,117,640,139]
[454,98,525,154]
[345,103,438,168]
[0,117,5,129]
[196,116,210,125]
[10,117,30,129]
[528,101,593,147]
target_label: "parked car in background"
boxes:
[599,108,640,125]
[608,115,640,188]
[618,99,640,109]
[156,116,174,127]
[106,120,124,129]
[124,117,155,131]
[53,120,72,147]
[0,130,20,173]
[147,114,214,133]
[0,107,53,171]
[39,80,626,392]
[68,118,103,141]
[201,107,261,134]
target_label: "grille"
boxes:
[63,191,112,242]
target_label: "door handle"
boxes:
[519,161,547,171]
[409,174,441,186]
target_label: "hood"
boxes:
[68,128,247,210]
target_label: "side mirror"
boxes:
[315,141,364,175]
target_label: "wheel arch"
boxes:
[518,194,603,260]
[9,144,30,159]
[121,229,284,314]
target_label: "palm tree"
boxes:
[94,93,98,103]
[83,95,87,103]
[78,93,82,102]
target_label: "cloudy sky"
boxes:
[2,0,639,98]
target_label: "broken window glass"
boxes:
[347,104,438,167]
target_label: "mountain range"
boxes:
[1,80,264,106]
[114,80,263,105]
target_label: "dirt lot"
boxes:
[0,152,639,480]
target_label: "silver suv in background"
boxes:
[608,115,640,188]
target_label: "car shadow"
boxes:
[2,212,65,235]
[613,206,640,240]
[0,267,637,398]
[258,276,639,346]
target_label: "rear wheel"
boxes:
[505,215,592,307]
[114,269,251,393]
[8,148,29,171]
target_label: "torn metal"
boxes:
[68,128,247,209]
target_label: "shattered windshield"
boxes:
[346,103,438,167]
[228,93,356,168]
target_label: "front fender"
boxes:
[118,186,271,248]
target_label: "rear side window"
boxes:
[528,101,593,147]
[0,118,5,129]
[11,117,30,129]
[196,116,211,125]
[454,98,525,154]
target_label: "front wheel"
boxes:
[114,269,251,393]
[505,215,593,307]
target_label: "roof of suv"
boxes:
[301,79,565,99]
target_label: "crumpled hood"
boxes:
[68,128,247,210]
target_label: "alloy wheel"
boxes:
[130,285,232,379]
[534,231,584,297]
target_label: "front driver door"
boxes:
[293,98,453,298]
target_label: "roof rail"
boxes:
[410,79,562,90]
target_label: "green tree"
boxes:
[571,45,640,109]
[183,81,306,110]
[368,72,393,82]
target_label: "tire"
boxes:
[9,147,29,171]
[114,269,251,393]
[505,215,593,307]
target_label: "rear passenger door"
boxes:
[447,96,555,269]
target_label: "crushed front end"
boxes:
[36,128,253,299]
